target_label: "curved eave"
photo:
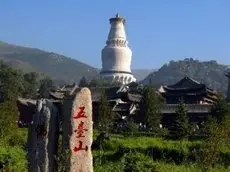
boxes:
[161,91,207,97]
[163,85,205,92]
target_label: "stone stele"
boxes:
[63,87,93,172]
[27,99,58,172]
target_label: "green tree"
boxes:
[0,61,25,101]
[0,101,18,138]
[38,76,54,98]
[197,97,230,171]
[97,91,113,135]
[78,76,89,87]
[197,116,230,171]
[173,100,189,138]
[0,101,28,171]
[139,85,162,132]
[23,72,40,98]
[126,120,139,136]
[95,91,114,164]
[211,94,230,122]
[88,78,98,87]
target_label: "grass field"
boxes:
[1,130,230,171]
[92,134,230,172]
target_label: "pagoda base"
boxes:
[100,72,136,85]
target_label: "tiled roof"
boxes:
[164,77,204,89]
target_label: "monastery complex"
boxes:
[17,14,230,130]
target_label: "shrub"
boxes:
[0,146,27,171]
[125,121,139,134]
[122,152,159,172]
[6,130,27,148]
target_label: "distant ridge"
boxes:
[0,41,155,84]
[2,41,227,94]
[0,41,99,84]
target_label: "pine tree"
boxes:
[139,85,162,132]
[0,61,25,101]
[97,91,113,135]
[23,72,40,98]
[173,99,189,138]
[211,94,230,122]
[38,77,54,98]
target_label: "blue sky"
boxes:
[0,0,230,69]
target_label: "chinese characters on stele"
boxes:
[73,106,88,153]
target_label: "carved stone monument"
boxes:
[63,87,93,172]
[27,99,58,172]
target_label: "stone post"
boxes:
[63,87,93,172]
[27,99,58,172]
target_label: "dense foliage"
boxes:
[139,85,162,131]
[173,101,190,138]
[97,91,113,135]
[0,61,25,101]
[197,97,230,171]
[78,76,90,87]
[211,95,230,122]
[0,60,55,100]
[0,61,56,171]
[38,76,55,98]
[0,101,28,171]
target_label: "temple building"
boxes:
[100,14,136,84]
[157,76,218,104]
[17,76,221,128]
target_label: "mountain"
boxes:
[1,41,228,93]
[0,41,99,84]
[0,41,158,85]
[132,69,156,81]
[142,58,230,95]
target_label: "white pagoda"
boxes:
[100,14,136,84]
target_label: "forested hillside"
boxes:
[0,41,98,85]
[142,58,230,95]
